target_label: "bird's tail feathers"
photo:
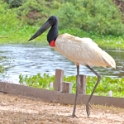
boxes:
[102,51,116,69]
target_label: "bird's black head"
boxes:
[47,16,58,27]
[28,16,59,47]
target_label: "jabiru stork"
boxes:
[28,16,116,117]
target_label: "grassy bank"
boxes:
[0,25,124,49]
[0,0,124,49]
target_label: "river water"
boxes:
[0,44,123,83]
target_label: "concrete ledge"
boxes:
[0,82,124,108]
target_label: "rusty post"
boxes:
[62,82,72,93]
[79,75,86,94]
[54,69,64,92]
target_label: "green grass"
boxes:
[0,25,41,43]
[0,26,124,49]
[19,73,124,98]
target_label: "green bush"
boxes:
[0,0,124,36]
[0,1,20,34]
[16,0,124,35]
[4,0,25,8]
[57,0,124,35]
[16,0,62,25]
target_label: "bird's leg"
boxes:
[72,65,80,117]
[86,65,101,117]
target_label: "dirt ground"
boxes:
[0,93,124,124]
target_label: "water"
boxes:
[0,44,123,83]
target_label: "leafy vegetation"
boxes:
[0,0,124,46]
[4,0,26,8]
[19,73,124,98]
[57,0,124,35]
[14,0,124,35]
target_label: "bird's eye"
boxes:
[50,17,53,20]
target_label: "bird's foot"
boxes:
[86,102,92,117]
[71,114,78,118]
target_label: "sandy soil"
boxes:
[0,93,124,124]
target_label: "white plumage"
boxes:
[54,33,116,68]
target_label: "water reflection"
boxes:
[0,44,123,83]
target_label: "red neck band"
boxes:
[50,40,55,47]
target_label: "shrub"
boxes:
[0,1,20,33]
[1,0,124,35]
[57,0,124,35]
[17,0,61,25]
[4,0,26,8]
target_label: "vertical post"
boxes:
[62,82,72,93]
[54,69,64,92]
[79,75,86,94]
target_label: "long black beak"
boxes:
[28,21,51,41]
